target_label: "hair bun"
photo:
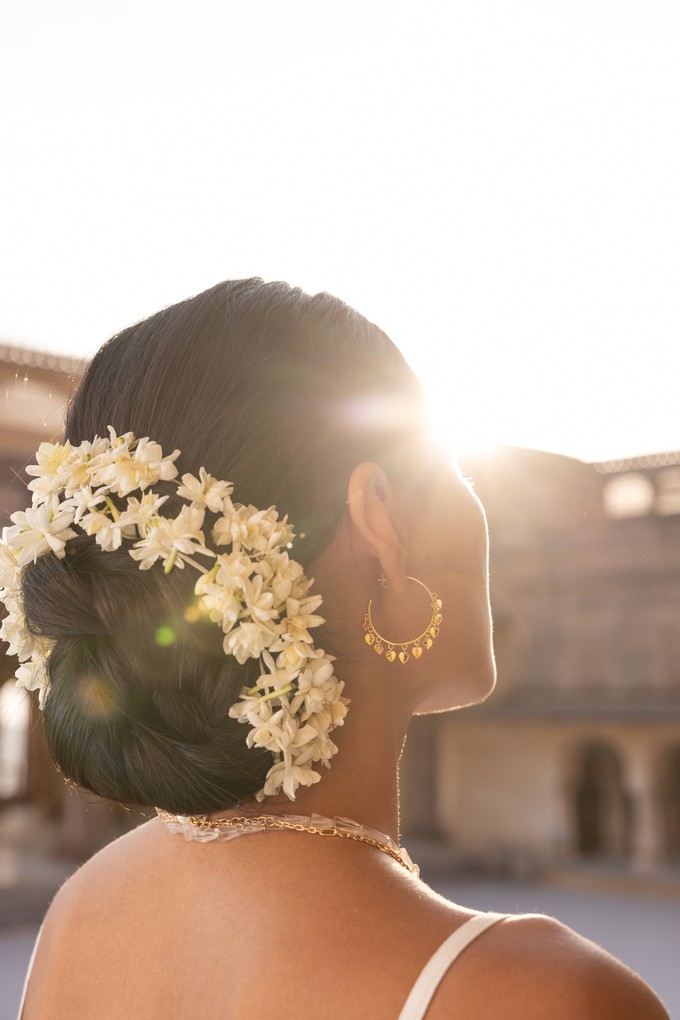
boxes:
[24,533,271,813]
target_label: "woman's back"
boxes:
[22,819,669,1019]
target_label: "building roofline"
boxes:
[592,450,680,473]
[0,341,87,377]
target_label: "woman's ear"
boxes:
[346,462,408,591]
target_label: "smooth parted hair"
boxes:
[20,279,430,813]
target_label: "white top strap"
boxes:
[397,912,506,1020]
[16,921,45,1020]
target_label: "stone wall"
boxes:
[401,446,680,877]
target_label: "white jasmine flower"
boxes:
[229,691,277,730]
[213,550,252,588]
[211,505,249,549]
[262,758,322,799]
[121,492,170,535]
[213,505,294,554]
[257,510,295,553]
[0,541,20,589]
[6,502,77,566]
[77,510,112,537]
[289,657,337,717]
[228,655,296,717]
[75,435,113,460]
[134,437,181,481]
[291,730,339,768]
[195,580,242,631]
[61,436,118,498]
[25,440,75,480]
[318,695,350,728]
[92,435,178,496]
[254,551,305,604]
[268,597,325,670]
[79,510,137,552]
[177,468,234,513]
[69,485,110,523]
[227,692,264,725]
[194,552,251,629]
[272,639,314,672]
[64,446,108,494]
[249,715,319,756]
[26,475,61,507]
[96,522,133,554]
[85,428,176,496]
[223,621,269,664]
[25,441,78,503]
[287,594,324,624]
[255,650,299,691]
[106,426,134,446]
[290,574,314,601]
[129,505,210,571]
[0,592,53,664]
[16,656,47,695]
[0,606,26,659]
[247,706,299,753]
[241,575,279,624]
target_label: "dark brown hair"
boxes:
[21,279,428,813]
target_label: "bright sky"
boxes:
[1,0,679,462]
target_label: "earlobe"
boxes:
[346,462,408,591]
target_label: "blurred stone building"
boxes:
[0,346,70,812]
[0,343,131,857]
[403,447,680,879]
[1,342,679,877]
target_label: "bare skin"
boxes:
[22,461,670,1019]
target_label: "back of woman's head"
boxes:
[20,278,429,813]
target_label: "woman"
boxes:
[4,279,668,1018]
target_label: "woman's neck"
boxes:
[236,679,410,845]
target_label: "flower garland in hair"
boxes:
[0,428,349,801]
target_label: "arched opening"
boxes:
[603,472,655,519]
[0,680,30,801]
[660,745,680,864]
[574,743,632,859]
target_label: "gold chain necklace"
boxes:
[156,809,419,876]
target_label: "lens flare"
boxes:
[155,625,176,647]
[76,674,120,720]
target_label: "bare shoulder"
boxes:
[431,913,670,1020]
[39,819,157,920]
[21,821,160,1020]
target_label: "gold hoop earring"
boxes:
[362,575,443,664]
